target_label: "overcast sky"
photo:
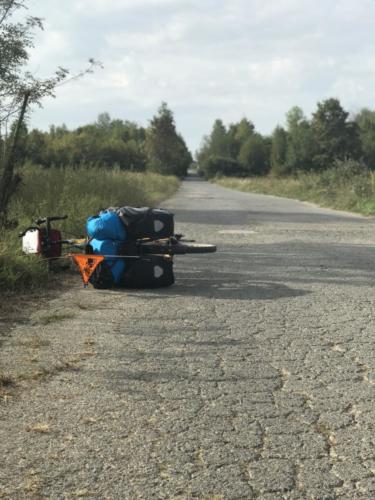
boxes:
[25,0,375,153]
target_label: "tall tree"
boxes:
[270,126,288,175]
[0,1,68,219]
[284,106,316,173]
[145,102,192,177]
[227,118,254,159]
[355,108,375,170]
[311,98,361,170]
[0,0,101,220]
[238,133,269,176]
[208,119,230,158]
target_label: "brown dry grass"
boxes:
[26,423,50,433]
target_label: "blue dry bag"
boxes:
[90,238,125,285]
[86,212,127,241]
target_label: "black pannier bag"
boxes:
[89,256,174,289]
[105,206,174,240]
[89,261,115,289]
[120,255,174,288]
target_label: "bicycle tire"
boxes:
[175,243,217,254]
[141,241,216,255]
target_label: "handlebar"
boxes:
[35,215,68,225]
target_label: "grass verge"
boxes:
[216,165,375,216]
[0,164,180,292]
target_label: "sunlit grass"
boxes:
[0,163,179,292]
[216,168,375,215]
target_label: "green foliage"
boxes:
[199,98,373,179]
[270,126,288,175]
[199,156,245,179]
[355,108,375,170]
[7,120,28,164]
[227,118,255,159]
[284,106,316,172]
[238,133,270,176]
[0,1,100,220]
[197,117,263,178]
[311,98,362,169]
[145,102,192,177]
[216,158,375,215]
[208,120,230,157]
[0,164,179,291]
[0,0,70,135]
[25,115,147,171]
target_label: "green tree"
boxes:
[7,120,28,164]
[96,112,112,132]
[234,118,254,144]
[238,133,269,176]
[284,106,316,173]
[0,1,100,220]
[355,108,375,170]
[227,118,254,159]
[145,102,192,177]
[270,126,288,175]
[311,98,362,170]
[0,0,71,218]
[200,156,244,179]
[27,129,48,165]
[24,114,148,171]
[208,119,229,157]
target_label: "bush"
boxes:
[199,155,246,179]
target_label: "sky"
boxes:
[23,0,375,153]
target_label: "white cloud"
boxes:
[74,0,181,14]
[27,0,375,151]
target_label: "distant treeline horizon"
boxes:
[0,102,192,178]
[4,97,375,181]
[197,97,375,178]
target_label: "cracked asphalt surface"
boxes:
[2,177,375,499]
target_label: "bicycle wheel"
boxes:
[141,241,216,255]
[175,242,217,254]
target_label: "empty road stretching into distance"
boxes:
[2,176,375,498]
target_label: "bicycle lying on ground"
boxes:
[20,212,216,289]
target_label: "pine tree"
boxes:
[311,98,361,169]
[270,126,288,175]
[145,102,192,177]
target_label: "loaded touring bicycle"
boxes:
[20,207,216,289]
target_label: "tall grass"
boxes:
[0,164,180,291]
[216,161,375,215]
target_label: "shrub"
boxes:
[200,156,245,179]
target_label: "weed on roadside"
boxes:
[216,161,375,216]
[1,164,180,292]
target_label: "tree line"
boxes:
[2,103,192,177]
[0,1,191,223]
[197,98,375,178]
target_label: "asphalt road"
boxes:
[2,177,375,499]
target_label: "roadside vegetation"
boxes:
[16,103,191,178]
[0,165,179,291]
[197,99,375,215]
[0,1,187,293]
[217,159,375,215]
